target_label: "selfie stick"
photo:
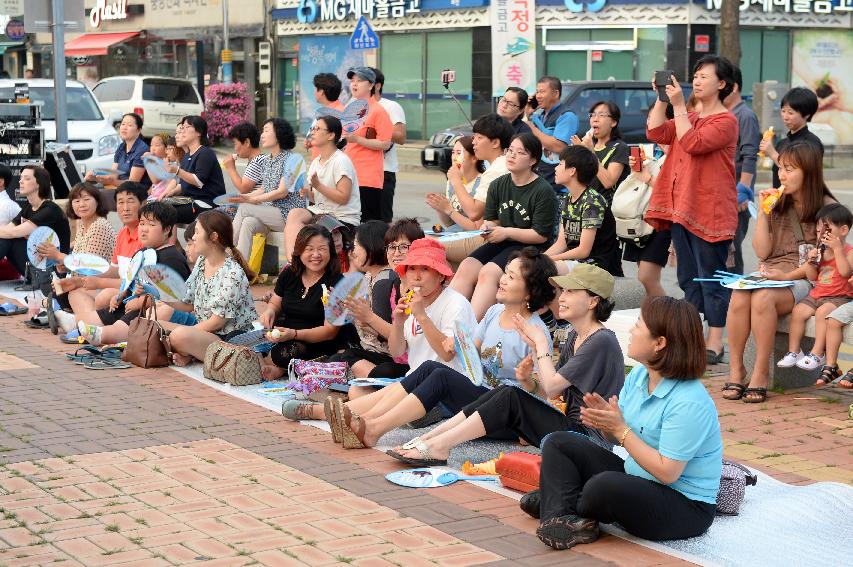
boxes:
[442,74,473,127]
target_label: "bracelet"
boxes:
[527,376,539,394]
[674,111,688,118]
[293,329,298,341]
[619,427,632,447]
[536,351,551,362]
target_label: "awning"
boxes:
[0,42,24,55]
[64,32,139,57]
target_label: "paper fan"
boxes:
[143,155,176,181]
[453,320,483,386]
[26,226,59,270]
[324,272,369,326]
[63,253,109,276]
[385,468,497,488]
[139,263,188,302]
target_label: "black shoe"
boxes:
[536,515,600,550]
[520,489,540,519]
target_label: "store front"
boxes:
[35,0,265,97]
[273,0,492,139]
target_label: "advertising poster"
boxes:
[792,30,853,144]
[490,0,537,98]
[297,36,364,133]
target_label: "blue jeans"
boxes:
[670,223,732,328]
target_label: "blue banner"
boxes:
[297,36,365,133]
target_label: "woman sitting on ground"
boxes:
[284,116,361,259]
[0,165,71,283]
[335,247,557,449]
[723,143,835,403]
[450,133,558,320]
[233,118,307,260]
[167,210,258,366]
[532,297,721,550]
[425,136,485,234]
[38,182,116,266]
[258,225,343,380]
[380,263,624,465]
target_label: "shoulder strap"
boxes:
[785,206,806,245]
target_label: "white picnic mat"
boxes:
[0,280,38,306]
[157,364,853,567]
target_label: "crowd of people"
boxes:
[0,55,849,552]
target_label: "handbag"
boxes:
[716,459,757,515]
[203,342,263,385]
[122,295,172,368]
[495,452,542,493]
[286,358,350,395]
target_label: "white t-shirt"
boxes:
[475,155,508,203]
[0,191,21,226]
[379,97,406,173]
[307,149,361,226]
[403,286,476,375]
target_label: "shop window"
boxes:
[142,79,199,104]
[93,79,134,102]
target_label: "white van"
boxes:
[93,76,204,137]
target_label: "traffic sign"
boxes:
[5,19,24,41]
[350,16,379,50]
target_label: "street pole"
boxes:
[51,0,68,144]
[221,0,232,84]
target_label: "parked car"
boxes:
[421,80,693,172]
[93,75,204,137]
[0,79,122,174]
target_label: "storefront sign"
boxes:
[564,0,605,12]
[297,0,421,23]
[694,34,710,52]
[705,0,853,15]
[4,18,24,40]
[792,30,853,144]
[490,0,536,97]
[90,0,128,27]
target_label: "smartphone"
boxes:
[630,146,642,172]
[654,70,675,103]
[440,69,456,86]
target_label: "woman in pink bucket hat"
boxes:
[329,238,477,448]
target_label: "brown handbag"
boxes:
[122,295,172,368]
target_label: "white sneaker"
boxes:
[777,351,803,368]
[796,353,824,370]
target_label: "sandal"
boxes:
[707,347,726,365]
[83,358,132,370]
[742,387,767,403]
[386,437,447,467]
[839,370,853,390]
[721,382,746,400]
[338,399,366,449]
[0,302,27,316]
[324,395,342,443]
[816,365,841,387]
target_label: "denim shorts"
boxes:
[169,310,198,326]
[789,279,813,305]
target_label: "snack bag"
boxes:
[757,126,774,158]
[462,453,504,476]
[760,186,784,215]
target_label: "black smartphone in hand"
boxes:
[654,70,675,103]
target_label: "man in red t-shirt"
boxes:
[344,67,393,222]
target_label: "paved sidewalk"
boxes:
[0,310,851,566]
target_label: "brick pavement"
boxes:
[0,309,851,566]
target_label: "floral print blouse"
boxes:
[182,255,257,335]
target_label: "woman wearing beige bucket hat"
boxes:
[332,238,477,448]
[386,262,625,466]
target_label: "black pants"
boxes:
[462,385,586,446]
[327,347,409,378]
[0,237,29,278]
[269,338,340,368]
[172,202,206,225]
[380,171,395,223]
[400,360,490,414]
[539,431,716,541]
[732,208,751,275]
[360,186,383,222]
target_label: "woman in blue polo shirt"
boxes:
[532,296,722,549]
[85,113,150,187]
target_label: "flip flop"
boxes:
[24,315,49,329]
[0,302,27,316]
[83,358,132,370]
[386,437,447,467]
[60,329,87,344]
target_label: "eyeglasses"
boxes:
[309,126,329,133]
[505,147,530,157]
[386,243,411,253]
[499,97,520,109]
[588,112,612,119]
